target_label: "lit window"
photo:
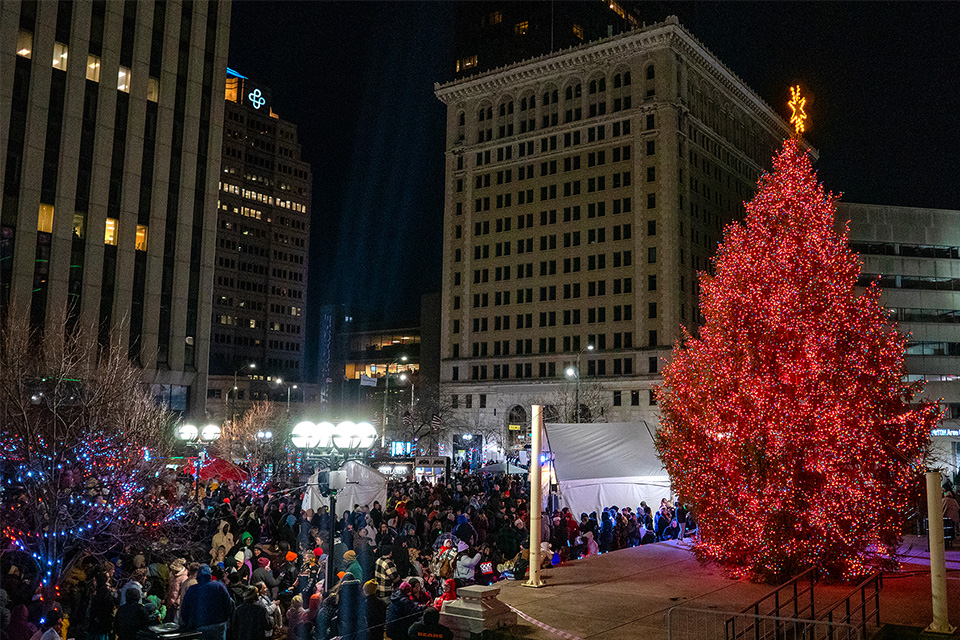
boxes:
[17,30,32,58]
[573,24,583,40]
[147,77,159,102]
[135,225,148,251]
[38,204,54,233]
[118,66,131,93]
[515,21,529,35]
[104,218,118,245]
[463,55,477,69]
[488,11,502,25]
[86,54,101,82]
[73,212,86,238]
[52,41,68,70]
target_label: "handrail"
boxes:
[816,572,882,640]
[739,567,818,619]
[727,568,818,640]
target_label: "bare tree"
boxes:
[392,382,454,456]
[0,310,182,587]
[531,379,610,424]
[215,399,286,465]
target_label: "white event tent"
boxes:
[301,460,388,514]
[543,421,672,516]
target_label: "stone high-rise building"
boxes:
[205,69,311,417]
[434,16,795,453]
[0,0,231,415]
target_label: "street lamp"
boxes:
[231,363,256,425]
[400,373,415,410]
[275,378,294,414]
[565,344,594,423]
[177,422,222,501]
[291,420,377,594]
[382,355,408,447]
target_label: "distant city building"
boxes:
[0,0,230,415]
[453,1,641,78]
[842,202,960,475]
[435,16,793,455]
[206,68,312,418]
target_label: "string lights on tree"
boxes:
[656,89,938,582]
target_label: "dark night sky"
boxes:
[227,1,960,379]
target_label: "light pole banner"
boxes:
[360,374,377,387]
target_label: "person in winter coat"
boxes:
[285,595,304,639]
[211,522,235,560]
[119,569,147,606]
[432,579,457,611]
[408,608,453,640]
[180,565,235,640]
[5,605,37,640]
[86,574,115,640]
[385,583,425,640]
[114,589,152,640]
[231,586,272,640]
[251,559,278,599]
[336,572,366,640]
[342,551,361,581]
[165,559,188,622]
[453,545,480,587]
[363,580,387,640]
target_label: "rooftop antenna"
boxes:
[550,1,555,52]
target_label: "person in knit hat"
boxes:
[250,558,277,598]
[364,579,388,640]
[343,550,361,580]
[277,552,299,603]
[386,582,425,640]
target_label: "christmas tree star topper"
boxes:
[789,85,807,136]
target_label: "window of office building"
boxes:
[17,30,32,58]
[118,66,131,92]
[136,225,148,251]
[104,218,118,245]
[37,204,54,233]
[87,54,101,81]
[147,77,160,102]
[52,42,68,70]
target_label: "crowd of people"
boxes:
[0,470,692,640]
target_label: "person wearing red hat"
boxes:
[251,558,277,599]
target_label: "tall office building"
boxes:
[435,17,794,453]
[205,69,311,416]
[453,2,641,79]
[842,202,960,475]
[0,0,230,415]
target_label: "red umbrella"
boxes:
[195,457,249,482]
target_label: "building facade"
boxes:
[434,17,793,454]
[205,68,312,419]
[842,202,960,475]
[452,1,640,79]
[0,0,231,415]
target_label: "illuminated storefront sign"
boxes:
[932,428,960,437]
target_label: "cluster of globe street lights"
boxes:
[291,419,377,593]
[177,422,223,500]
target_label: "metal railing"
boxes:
[815,572,882,640]
[668,607,859,640]
[739,567,818,622]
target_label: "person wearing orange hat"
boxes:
[277,552,298,605]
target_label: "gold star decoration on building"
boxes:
[788,85,807,137]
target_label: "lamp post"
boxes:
[565,344,594,423]
[256,429,273,478]
[276,378,294,414]
[177,422,222,501]
[400,373,415,410]
[291,420,377,595]
[231,363,256,425]
[381,355,408,447]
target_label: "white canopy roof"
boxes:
[544,421,672,515]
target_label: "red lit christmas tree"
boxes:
[655,136,938,582]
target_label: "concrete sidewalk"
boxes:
[494,539,960,640]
